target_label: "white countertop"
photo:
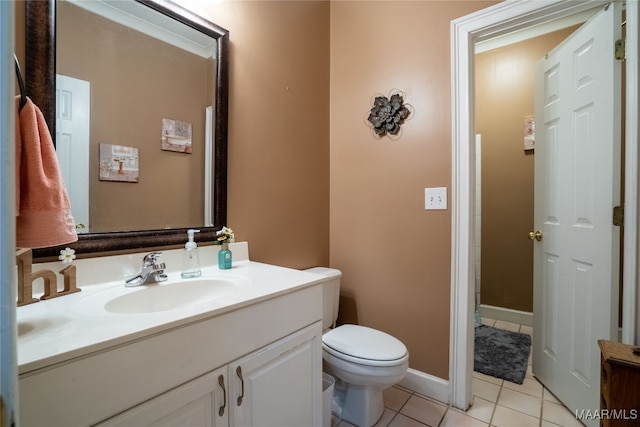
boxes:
[17,242,325,374]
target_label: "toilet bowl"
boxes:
[323,324,409,427]
[305,268,409,427]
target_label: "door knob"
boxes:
[528,230,543,241]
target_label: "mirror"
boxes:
[25,0,229,259]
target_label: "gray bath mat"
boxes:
[474,325,531,384]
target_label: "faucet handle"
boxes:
[153,262,166,271]
[142,251,162,266]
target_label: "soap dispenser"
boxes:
[181,229,201,278]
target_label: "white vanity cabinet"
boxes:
[18,282,323,427]
[97,324,321,427]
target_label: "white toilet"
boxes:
[306,267,409,427]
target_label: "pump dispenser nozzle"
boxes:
[182,229,201,278]
[186,229,200,249]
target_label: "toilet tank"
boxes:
[305,267,342,331]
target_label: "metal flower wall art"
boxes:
[366,90,413,139]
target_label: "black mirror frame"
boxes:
[25,0,229,259]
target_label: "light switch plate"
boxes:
[425,187,447,210]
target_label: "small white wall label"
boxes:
[425,187,447,210]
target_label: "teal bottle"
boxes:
[218,242,232,270]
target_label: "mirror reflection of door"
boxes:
[56,74,90,233]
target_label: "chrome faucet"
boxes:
[125,252,168,287]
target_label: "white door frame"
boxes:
[449,0,640,410]
[1,0,19,423]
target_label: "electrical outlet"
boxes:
[425,187,447,210]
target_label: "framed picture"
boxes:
[524,115,535,151]
[99,143,139,183]
[161,118,193,153]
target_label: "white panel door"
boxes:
[56,74,90,233]
[532,4,621,424]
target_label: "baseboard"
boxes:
[398,368,449,405]
[478,304,533,327]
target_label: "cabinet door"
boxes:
[229,322,322,427]
[96,367,229,427]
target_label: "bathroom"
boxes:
[3,0,640,426]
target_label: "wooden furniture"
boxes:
[598,340,640,427]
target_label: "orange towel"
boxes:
[15,96,78,248]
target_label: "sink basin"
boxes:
[75,278,238,315]
[105,279,237,314]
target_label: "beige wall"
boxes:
[189,1,331,269]
[190,0,498,378]
[330,1,496,378]
[476,28,577,313]
[16,0,509,381]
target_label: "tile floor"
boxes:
[331,318,584,427]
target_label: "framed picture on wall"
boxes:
[161,118,193,154]
[524,115,535,151]
[99,143,139,183]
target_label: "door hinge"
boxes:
[615,38,626,61]
[613,205,624,226]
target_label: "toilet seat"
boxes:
[322,324,408,367]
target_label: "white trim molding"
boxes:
[399,369,449,405]
[478,305,533,327]
[449,0,638,411]
[2,1,19,424]
[624,0,640,346]
[66,0,216,58]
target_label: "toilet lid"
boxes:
[322,324,407,363]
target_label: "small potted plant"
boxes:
[216,226,234,269]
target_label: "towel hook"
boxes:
[14,54,27,111]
